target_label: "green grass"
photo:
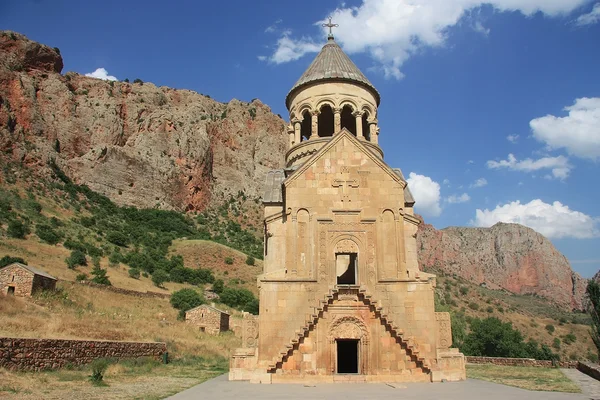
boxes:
[467,364,581,393]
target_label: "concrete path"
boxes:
[562,368,600,399]
[167,374,587,400]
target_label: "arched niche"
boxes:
[318,104,334,137]
[362,112,371,141]
[296,209,311,277]
[380,210,397,279]
[300,110,311,141]
[340,105,356,136]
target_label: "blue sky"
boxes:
[2,0,599,276]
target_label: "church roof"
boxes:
[286,37,380,108]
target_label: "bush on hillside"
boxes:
[36,224,62,245]
[0,255,27,268]
[7,219,27,239]
[106,231,129,247]
[91,265,111,286]
[220,287,258,314]
[224,257,234,265]
[462,317,558,360]
[245,256,255,266]
[212,279,224,294]
[170,288,204,312]
[66,249,87,269]
[128,268,140,279]
[152,269,169,287]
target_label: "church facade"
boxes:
[230,31,466,384]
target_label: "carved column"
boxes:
[333,107,342,133]
[287,124,294,148]
[369,119,379,144]
[292,118,301,145]
[310,110,320,140]
[353,111,364,140]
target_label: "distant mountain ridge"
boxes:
[417,219,587,310]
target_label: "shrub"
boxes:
[76,273,88,282]
[220,287,258,314]
[7,220,27,239]
[545,324,555,334]
[106,231,128,247]
[564,333,577,345]
[133,78,143,84]
[152,269,169,287]
[66,249,87,269]
[213,279,224,294]
[91,265,111,286]
[245,255,255,266]
[0,255,26,268]
[468,302,479,311]
[90,358,111,384]
[224,257,234,265]
[559,317,568,326]
[128,268,140,279]
[486,306,494,313]
[459,286,469,295]
[552,338,561,350]
[170,288,204,311]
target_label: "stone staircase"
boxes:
[266,285,431,374]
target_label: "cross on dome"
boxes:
[322,17,339,40]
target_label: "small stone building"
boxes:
[185,304,230,335]
[0,263,57,297]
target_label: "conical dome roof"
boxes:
[286,37,380,108]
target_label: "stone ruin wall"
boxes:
[466,356,578,368]
[0,337,167,371]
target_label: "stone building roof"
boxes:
[263,169,285,203]
[1,262,57,280]
[286,37,380,108]
[186,304,230,315]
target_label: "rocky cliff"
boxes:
[417,220,587,310]
[0,31,287,215]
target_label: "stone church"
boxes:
[230,28,465,384]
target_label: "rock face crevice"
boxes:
[0,31,287,215]
[417,220,586,310]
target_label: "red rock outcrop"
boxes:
[417,219,586,310]
[0,31,287,216]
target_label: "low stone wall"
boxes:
[75,281,170,299]
[577,362,600,381]
[466,356,578,368]
[0,337,167,371]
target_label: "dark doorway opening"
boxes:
[337,339,359,374]
[318,105,334,137]
[300,111,311,141]
[7,286,15,295]
[341,106,356,135]
[336,253,357,285]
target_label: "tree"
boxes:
[587,280,600,355]
[66,249,87,269]
[7,220,27,239]
[152,269,169,287]
[36,224,62,245]
[245,256,255,266]
[220,287,258,314]
[462,317,527,358]
[91,265,111,285]
[128,268,140,279]
[170,288,204,311]
[212,279,224,294]
[0,255,26,268]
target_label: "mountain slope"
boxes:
[418,220,587,310]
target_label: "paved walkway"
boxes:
[562,368,600,399]
[167,374,587,400]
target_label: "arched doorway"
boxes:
[362,112,371,141]
[300,110,311,141]
[329,316,369,375]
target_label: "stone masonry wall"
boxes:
[75,281,170,299]
[0,265,35,296]
[0,337,167,371]
[185,306,229,335]
[466,356,578,368]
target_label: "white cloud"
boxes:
[447,193,471,204]
[470,178,488,188]
[473,199,599,239]
[507,134,520,143]
[265,0,589,78]
[443,179,451,186]
[530,97,600,160]
[263,31,321,64]
[486,153,572,180]
[265,19,283,33]
[407,172,442,217]
[84,67,117,81]
[576,3,600,25]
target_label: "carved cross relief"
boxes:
[332,179,359,203]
